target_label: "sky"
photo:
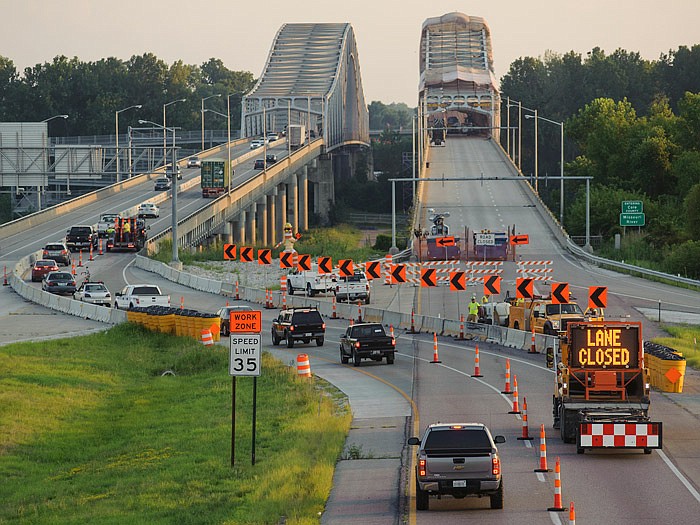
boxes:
[2,0,699,106]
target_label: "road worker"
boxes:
[122,219,131,242]
[467,296,480,323]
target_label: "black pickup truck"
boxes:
[271,307,325,348]
[65,225,98,252]
[339,323,396,366]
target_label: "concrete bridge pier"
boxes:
[276,182,287,234]
[226,221,234,244]
[299,165,309,231]
[267,189,277,246]
[238,211,247,244]
[258,196,268,246]
[289,173,299,233]
[308,156,333,224]
[247,202,257,245]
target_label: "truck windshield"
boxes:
[424,429,491,451]
[546,304,583,315]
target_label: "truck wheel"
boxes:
[490,482,504,509]
[286,332,294,348]
[113,302,119,309]
[644,448,652,455]
[513,321,520,330]
[316,336,324,346]
[577,447,584,454]
[365,296,371,305]
[288,283,294,296]
[306,284,315,297]
[560,408,577,444]
[271,330,281,346]
[416,481,429,510]
[386,354,395,364]
[340,348,349,364]
[353,351,361,367]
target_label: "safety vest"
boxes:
[468,301,480,315]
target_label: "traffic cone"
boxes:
[235,280,240,300]
[547,457,567,512]
[296,354,312,377]
[408,308,419,334]
[431,332,441,363]
[200,328,214,346]
[569,501,576,525]
[332,296,337,319]
[517,397,533,440]
[509,375,521,413]
[226,300,229,307]
[534,424,551,472]
[501,358,512,393]
[3,265,8,286]
[282,291,287,309]
[89,243,94,261]
[357,301,363,323]
[98,238,103,256]
[71,262,76,276]
[78,249,83,267]
[529,326,538,354]
[180,296,184,310]
[389,324,395,339]
[472,344,483,377]
[349,318,354,326]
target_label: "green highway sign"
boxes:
[620,212,645,227]
[622,200,643,213]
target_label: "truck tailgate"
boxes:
[425,451,493,477]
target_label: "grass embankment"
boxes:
[0,325,351,524]
[654,324,700,369]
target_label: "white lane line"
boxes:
[122,258,135,285]
[656,449,700,504]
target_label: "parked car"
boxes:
[31,259,59,282]
[217,305,254,336]
[42,242,71,266]
[137,203,160,218]
[254,159,265,169]
[187,156,201,168]
[154,177,172,191]
[250,139,264,149]
[166,165,182,180]
[265,153,277,164]
[73,281,111,306]
[42,271,77,295]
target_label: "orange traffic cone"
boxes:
[534,424,551,472]
[3,265,8,286]
[517,397,534,440]
[282,291,287,309]
[431,332,441,363]
[89,243,94,261]
[456,314,466,340]
[408,308,419,334]
[235,280,240,300]
[569,501,576,525]
[472,344,483,377]
[509,375,521,414]
[547,457,567,512]
[332,296,337,319]
[296,353,312,377]
[389,324,395,339]
[349,318,354,326]
[501,358,512,393]
[71,262,76,276]
[529,326,538,354]
[180,296,184,310]
[200,328,214,346]
[77,249,83,267]
[98,238,103,256]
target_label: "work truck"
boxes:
[334,270,371,304]
[508,298,586,335]
[113,284,170,310]
[287,124,306,149]
[201,159,232,198]
[287,266,335,297]
[552,321,662,454]
[339,323,396,366]
[106,217,148,252]
[97,213,121,238]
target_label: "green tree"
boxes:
[685,183,700,240]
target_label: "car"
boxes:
[31,259,59,282]
[339,323,396,366]
[254,159,265,170]
[250,139,264,149]
[217,305,254,336]
[266,132,279,142]
[73,281,111,306]
[408,423,505,511]
[187,156,201,168]
[166,165,182,180]
[41,271,77,295]
[42,242,72,266]
[265,153,277,164]
[137,203,160,218]
[271,307,325,348]
[154,177,172,191]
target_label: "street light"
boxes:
[41,114,68,123]
[201,94,222,151]
[163,98,186,169]
[227,94,240,194]
[140,119,180,266]
[115,105,142,183]
[526,113,565,224]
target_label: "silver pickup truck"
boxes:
[407,423,505,511]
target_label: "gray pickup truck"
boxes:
[407,423,505,511]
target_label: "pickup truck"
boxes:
[287,266,335,297]
[113,284,170,310]
[408,423,505,511]
[334,270,371,304]
[339,323,396,366]
[97,213,121,238]
[271,307,325,348]
[65,225,98,252]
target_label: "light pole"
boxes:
[526,113,565,224]
[163,98,186,168]
[115,105,142,183]
[41,114,68,123]
[201,94,222,151]
[140,119,180,266]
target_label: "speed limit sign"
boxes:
[229,334,261,376]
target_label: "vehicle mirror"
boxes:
[494,435,506,444]
[115,292,122,297]
[407,437,420,445]
[546,347,555,369]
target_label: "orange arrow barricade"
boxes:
[508,375,521,413]
[517,397,533,440]
[431,333,442,363]
[501,358,512,394]
[547,457,567,512]
[471,344,483,377]
[534,424,551,472]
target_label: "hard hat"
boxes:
[284,222,292,229]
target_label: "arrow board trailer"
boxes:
[229,334,261,376]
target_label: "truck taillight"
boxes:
[355,341,361,349]
[322,323,326,329]
[391,338,396,346]
[289,325,294,332]
[418,459,426,477]
[492,455,500,476]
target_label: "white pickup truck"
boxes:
[287,266,335,297]
[96,213,121,238]
[334,270,371,304]
[113,284,170,310]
